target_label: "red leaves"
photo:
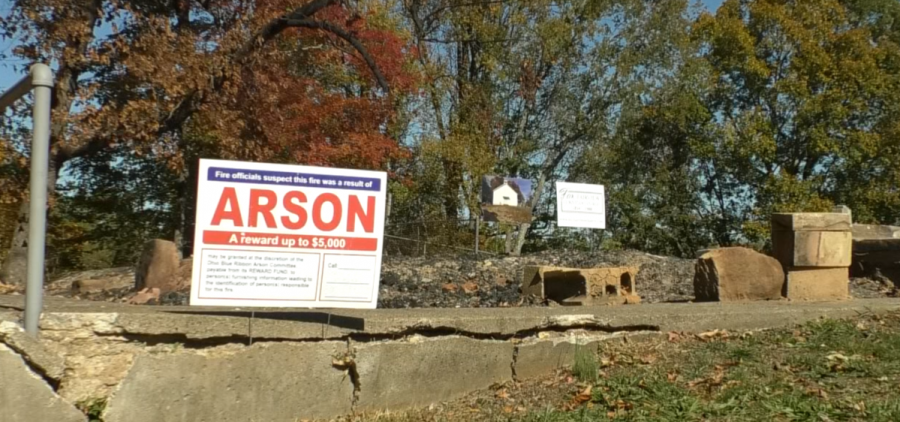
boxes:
[207,4,419,170]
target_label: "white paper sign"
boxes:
[556,181,606,229]
[190,159,387,308]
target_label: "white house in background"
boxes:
[492,182,518,206]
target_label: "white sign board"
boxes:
[556,181,606,229]
[190,159,387,308]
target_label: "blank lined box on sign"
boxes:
[320,254,377,302]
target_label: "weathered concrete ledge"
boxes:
[0,296,898,422]
[3,296,898,340]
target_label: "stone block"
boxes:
[771,213,852,232]
[135,239,182,293]
[354,337,513,411]
[0,321,66,381]
[694,247,785,302]
[0,345,86,422]
[852,224,900,241]
[103,342,352,422]
[772,230,852,268]
[849,226,900,285]
[522,266,638,305]
[784,267,849,301]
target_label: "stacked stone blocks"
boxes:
[771,212,852,300]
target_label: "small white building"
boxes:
[492,182,518,206]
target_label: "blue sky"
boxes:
[1,0,725,92]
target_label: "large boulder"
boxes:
[135,240,183,293]
[694,247,785,302]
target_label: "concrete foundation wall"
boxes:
[1,297,898,422]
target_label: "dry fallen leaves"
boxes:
[639,354,658,365]
[688,366,726,389]
[667,371,679,382]
[571,385,593,406]
[441,283,457,293]
[697,329,729,341]
[807,387,829,400]
[0,282,20,295]
[462,281,479,294]
[126,287,160,305]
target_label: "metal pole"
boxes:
[24,64,53,336]
[474,215,480,256]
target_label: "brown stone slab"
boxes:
[771,213,852,232]
[784,267,849,301]
[772,231,852,268]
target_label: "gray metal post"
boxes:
[25,64,53,336]
[474,215,480,256]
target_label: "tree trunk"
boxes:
[504,225,516,254]
[0,157,60,285]
[442,159,462,220]
[0,200,31,285]
[512,172,549,256]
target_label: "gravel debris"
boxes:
[22,250,899,308]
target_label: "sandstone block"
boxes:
[694,247,784,302]
[772,230,852,268]
[355,337,513,411]
[771,213,852,232]
[135,240,182,293]
[851,224,900,241]
[103,342,352,422]
[784,267,849,301]
[0,345,86,422]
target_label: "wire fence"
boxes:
[383,217,507,257]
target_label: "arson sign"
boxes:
[190,159,387,308]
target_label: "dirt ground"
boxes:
[4,250,898,307]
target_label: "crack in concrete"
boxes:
[97,322,660,349]
[0,343,63,392]
[333,340,362,412]
[511,344,520,382]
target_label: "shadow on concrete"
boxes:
[166,310,365,331]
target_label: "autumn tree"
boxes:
[0,0,415,282]
[395,0,696,255]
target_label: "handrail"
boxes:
[0,64,54,336]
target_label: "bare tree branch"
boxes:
[282,18,390,91]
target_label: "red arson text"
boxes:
[210,187,376,233]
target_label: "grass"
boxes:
[571,344,599,384]
[75,398,107,422]
[338,311,900,422]
[519,313,900,422]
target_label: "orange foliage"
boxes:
[197,3,418,171]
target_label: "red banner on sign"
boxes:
[202,230,378,251]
